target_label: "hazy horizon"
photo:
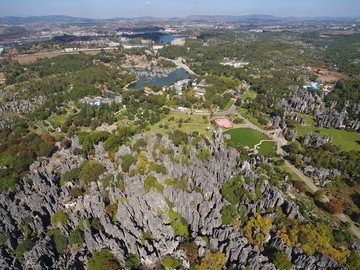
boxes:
[1,0,359,19]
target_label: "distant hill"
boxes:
[0,14,358,25]
[0,15,99,25]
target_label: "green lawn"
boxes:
[49,113,70,128]
[292,113,316,125]
[296,126,360,151]
[223,128,270,148]
[258,141,276,156]
[277,164,302,183]
[242,91,257,100]
[146,110,211,137]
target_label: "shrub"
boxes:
[179,241,198,263]
[293,180,303,191]
[14,239,34,258]
[221,175,244,205]
[198,146,211,161]
[69,228,84,245]
[125,254,140,269]
[104,203,118,218]
[69,186,84,197]
[325,199,344,214]
[121,154,136,173]
[61,167,81,185]
[167,210,189,239]
[47,229,68,254]
[162,256,181,269]
[195,251,226,270]
[87,249,122,270]
[144,175,163,193]
[79,161,106,183]
[267,247,292,270]
[221,205,238,225]
[51,209,68,227]
[91,218,104,232]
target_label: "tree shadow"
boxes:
[350,192,360,209]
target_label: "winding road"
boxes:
[217,104,360,240]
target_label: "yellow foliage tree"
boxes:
[136,153,148,172]
[243,213,272,251]
[195,251,226,270]
[276,221,350,265]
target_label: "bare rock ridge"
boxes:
[0,130,346,269]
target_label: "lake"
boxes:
[130,68,189,89]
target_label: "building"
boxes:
[0,48,4,54]
[108,42,120,47]
[220,60,250,68]
[304,82,320,90]
[153,45,165,50]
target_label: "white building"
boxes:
[0,48,4,54]
[109,42,120,47]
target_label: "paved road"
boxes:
[284,160,319,192]
[166,57,197,75]
[164,104,360,239]
[224,105,360,240]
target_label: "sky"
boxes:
[1,0,359,19]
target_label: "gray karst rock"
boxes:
[303,132,332,146]
[0,130,350,269]
[22,237,56,270]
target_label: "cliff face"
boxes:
[0,130,346,269]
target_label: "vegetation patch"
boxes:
[87,249,122,270]
[224,128,270,148]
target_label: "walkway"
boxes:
[165,57,197,75]
[221,104,360,240]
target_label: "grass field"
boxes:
[223,128,270,148]
[292,113,316,125]
[146,110,211,137]
[5,48,111,64]
[258,141,276,156]
[242,91,257,100]
[296,126,360,151]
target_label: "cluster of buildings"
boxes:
[79,95,122,106]
[304,82,334,96]
[220,59,250,68]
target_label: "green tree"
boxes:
[125,254,140,269]
[121,154,136,173]
[69,228,84,245]
[14,239,34,258]
[162,256,181,269]
[268,247,292,270]
[51,209,68,227]
[221,205,238,225]
[87,249,122,270]
[79,161,106,183]
[47,229,68,254]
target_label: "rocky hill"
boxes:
[0,129,350,270]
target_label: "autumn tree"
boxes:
[195,251,226,270]
[293,180,303,191]
[243,213,272,251]
[325,198,344,214]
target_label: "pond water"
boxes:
[158,35,187,43]
[130,68,189,89]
